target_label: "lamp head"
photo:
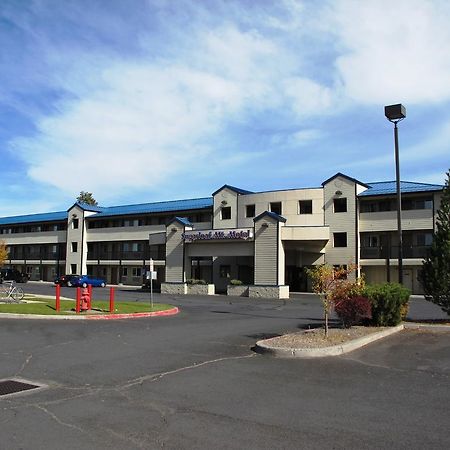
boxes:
[385,104,406,122]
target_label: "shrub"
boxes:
[229,279,243,286]
[363,283,410,326]
[334,296,372,328]
[186,279,207,285]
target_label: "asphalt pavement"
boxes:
[0,282,448,449]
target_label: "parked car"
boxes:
[0,268,29,283]
[54,274,80,287]
[70,275,107,288]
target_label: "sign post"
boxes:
[149,258,154,310]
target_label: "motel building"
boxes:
[0,173,443,298]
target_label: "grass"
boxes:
[0,298,175,315]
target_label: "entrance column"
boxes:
[161,217,192,295]
[252,211,288,299]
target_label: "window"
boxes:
[246,204,255,218]
[70,264,77,274]
[72,219,79,229]
[361,235,379,248]
[415,233,433,246]
[122,268,128,277]
[333,198,347,213]
[299,200,312,214]
[219,265,231,278]
[333,232,347,247]
[221,206,231,220]
[270,202,282,215]
[132,267,142,277]
[71,242,78,253]
[402,197,433,210]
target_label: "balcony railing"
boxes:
[87,250,165,261]
[360,245,430,259]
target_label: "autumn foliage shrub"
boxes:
[334,296,372,328]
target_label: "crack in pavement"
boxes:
[121,353,257,389]
[34,404,85,433]
[15,353,32,376]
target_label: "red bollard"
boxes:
[109,287,115,313]
[55,284,60,312]
[88,284,93,309]
[76,287,81,314]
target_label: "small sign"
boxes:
[151,271,157,280]
[149,258,154,272]
[182,228,254,243]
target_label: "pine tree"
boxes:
[419,170,450,315]
[77,191,98,206]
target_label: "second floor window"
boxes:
[333,232,347,247]
[221,207,231,220]
[334,198,347,213]
[299,200,313,214]
[71,242,78,253]
[270,202,282,215]
[246,204,255,218]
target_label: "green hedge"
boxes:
[363,283,410,326]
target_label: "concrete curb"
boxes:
[404,322,450,332]
[255,325,405,358]
[0,307,179,321]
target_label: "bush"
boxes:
[186,279,207,285]
[334,296,372,328]
[363,283,410,326]
[229,279,243,286]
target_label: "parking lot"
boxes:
[0,283,449,449]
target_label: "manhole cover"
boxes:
[0,379,41,397]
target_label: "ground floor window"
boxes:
[219,265,231,278]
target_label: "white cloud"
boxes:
[332,0,450,104]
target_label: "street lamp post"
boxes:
[384,103,406,284]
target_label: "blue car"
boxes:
[71,275,107,288]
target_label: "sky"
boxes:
[0,0,449,217]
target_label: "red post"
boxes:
[55,284,60,312]
[76,287,81,314]
[109,287,115,313]
[88,284,93,309]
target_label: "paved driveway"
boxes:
[0,284,449,449]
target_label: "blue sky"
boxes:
[0,0,449,217]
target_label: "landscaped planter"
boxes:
[227,285,249,297]
[186,284,215,296]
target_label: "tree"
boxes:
[0,240,8,266]
[306,264,364,337]
[77,191,98,206]
[419,170,450,315]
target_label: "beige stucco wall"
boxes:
[237,188,324,228]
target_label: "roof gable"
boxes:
[322,172,369,188]
[254,211,287,223]
[212,184,253,197]
[167,216,193,227]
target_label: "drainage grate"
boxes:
[0,379,40,397]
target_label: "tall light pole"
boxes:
[384,103,406,284]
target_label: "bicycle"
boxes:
[0,280,25,303]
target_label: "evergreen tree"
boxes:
[76,191,98,206]
[419,170,450,315]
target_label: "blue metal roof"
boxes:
[359,181,443,197]
[0,211,67,226]
[90,197,213,218]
